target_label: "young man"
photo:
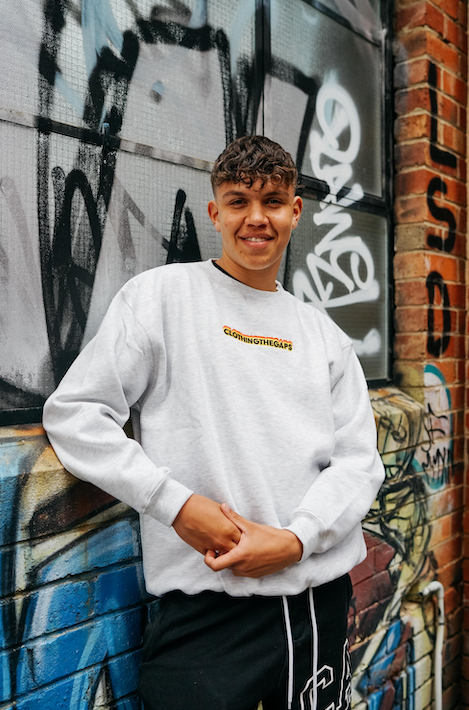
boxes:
[43,135,384,710]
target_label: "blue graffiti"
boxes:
[82,0,124,77]
[358,620,416,710]
[0,434,149,708]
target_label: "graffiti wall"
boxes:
[0,424,147,709]
[0,0,389,425]
[7,1,458,709]
[349,375,457,710]
[1,383,456,709]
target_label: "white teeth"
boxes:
[245,237,268,242]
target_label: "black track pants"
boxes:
[139,575,352,710]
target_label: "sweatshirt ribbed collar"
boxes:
[203,259,284,302]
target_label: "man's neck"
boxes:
[215,257,279,292]
[212,261,244,284]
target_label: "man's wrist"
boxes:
[283,529,303,563]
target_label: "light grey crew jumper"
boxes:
[43,259,385,598]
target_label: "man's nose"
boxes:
[245,202,268,225]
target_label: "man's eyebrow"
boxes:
[221,188,290,198]
[263,188,290,197]
[221,190,248,197]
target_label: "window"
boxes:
[0,0,392,424]
[269,0,393,382]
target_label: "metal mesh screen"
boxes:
[0,0,390,418]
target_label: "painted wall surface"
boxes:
[0,0,388,422]
[0,1,466,709]
[351,380,458,710]
[0,382,459,709]
[0,425,148,709]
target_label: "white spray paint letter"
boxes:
[293,82,380,356]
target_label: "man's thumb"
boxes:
[221,503,246,531]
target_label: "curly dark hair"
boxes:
[211,135,298,193]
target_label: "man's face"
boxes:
[207,179,302,290]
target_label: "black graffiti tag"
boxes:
[166,190,201,264]
[37,1,140,384]
[425,63,456,357]
[428,62,457,169]
[420,404,452,487]
[34,2,322,389]
[426,62,457,255]
[426,271,451,358]
[426,177,456,253]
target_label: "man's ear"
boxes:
[207,200,221,232]
[291,196,303,230]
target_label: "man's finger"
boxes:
[204,549,216,567]
[220,503,249,532]
[205,545,241,571]
[205,549,224,570]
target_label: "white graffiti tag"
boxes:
[293,83,380,356]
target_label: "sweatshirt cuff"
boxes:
[144,475,194,527]
[286,514,325,561]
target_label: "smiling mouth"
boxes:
[242,236,273,242]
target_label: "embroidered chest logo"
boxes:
[223,326,293,351]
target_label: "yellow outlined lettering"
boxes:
[223,326,293,351]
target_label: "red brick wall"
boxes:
[393,1,467,707]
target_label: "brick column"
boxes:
[393,1,467,707]
[465,15,469,704]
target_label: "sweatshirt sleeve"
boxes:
[286,343,385,560]
[42,288,193,527]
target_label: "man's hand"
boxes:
[204,504,303,578]
[173,494,241,555]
